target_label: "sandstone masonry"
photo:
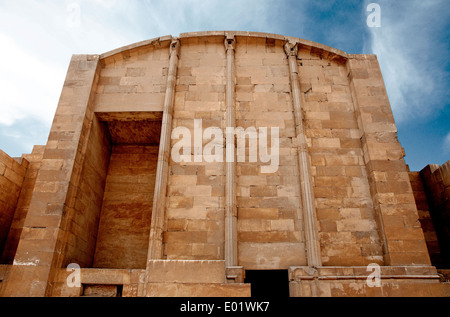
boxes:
[0,31,448,297]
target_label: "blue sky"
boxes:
[0,0,448,171]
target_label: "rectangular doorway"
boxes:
[244,270,289,298]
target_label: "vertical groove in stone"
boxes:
[224,35,237,267]
[284,41,322,267]
[147,38,180,261]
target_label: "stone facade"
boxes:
[0,31,448,297]
[410,161,450,270]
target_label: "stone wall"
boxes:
[95,39,170,113]
[289,266,445,297]
[0,31,447,297]
[1,146,44,264]
[0,54,101,297]
[300,48,383,267]
[0,150,28,262]
[234,37,306,269]
[409,171,443,267]
[164,36,226,261]
[93,145,158,269]
[416,161,450,268]
[61,117,111,268]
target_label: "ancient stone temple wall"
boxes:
[0,31,448,297]
[410,161,450,270]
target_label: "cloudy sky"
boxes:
[0,0,448,171]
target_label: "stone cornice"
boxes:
[99,31,351,64]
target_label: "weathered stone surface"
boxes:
[147,260,225,283]
[289,266,447,297]
[413,162,450,268]
[0,150,29,263]
[0,32,447,298]
[93,145,158,269]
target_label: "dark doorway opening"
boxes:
[244,270,289,298]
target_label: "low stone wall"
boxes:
[419,161,450,268]
[0,150,28,261]
[289,266,447,297]
[52,260,251,297]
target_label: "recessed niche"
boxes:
[92,112,162,269]
[61,112,162,270]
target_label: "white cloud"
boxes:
[0,1,145,126]
[444,132,450,154]
[364,0,449,123]
[139,0,283,38]
[92,0,120,9]
[0,32,65,125]
[0,0,286,157]
[0,0,147,156]
[0,0,284,128]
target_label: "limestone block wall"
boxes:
[0,150,28,261]
[0,54,101,297]
[95,39,170,113]
[93,145,158,269]
[0,31,446,297]
[409,171,443,267]
[289,266,444,297]
[61,117,111,269]
[234,36,306,269]
[165,36,226,261]
[418,161,450,268]
[299,48,383,266]
[1,146,44,264]
[347,55,430,266]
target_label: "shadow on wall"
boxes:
[412,161,450,269]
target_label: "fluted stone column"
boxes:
[224,35,238,268]
[284,41,322,267]
[147,38,181,261]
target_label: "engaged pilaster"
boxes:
[224,35,238,269]
[147,38,181,261]
[284,41,322,267]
